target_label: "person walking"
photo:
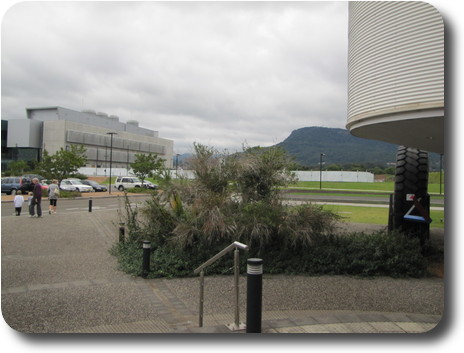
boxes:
[13,193,24,216]
[30,178,42,218]
[27,192,33,216]
[48,179,60,214]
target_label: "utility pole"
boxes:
[107,132,117,194]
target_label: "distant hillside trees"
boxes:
[276,127,441,171]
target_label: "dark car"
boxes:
[20,174,48,194]
[142,181,158,190]
[1,177,22,195]
[1,175,48,195]
[81,180,108,192]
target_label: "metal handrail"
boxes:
[194,241,249,329]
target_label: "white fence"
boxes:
[78,167,135,177]
[293,171,374,183]
[79,167,374,183]
[175,170,374,182]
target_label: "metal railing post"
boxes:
[199,270,205,327]
[234,248,240,329]
[193,241,248,330]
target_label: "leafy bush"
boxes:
[112,143,430,279]
[57,190,81,198]
[111,228,430,279]
[126,187,156,194]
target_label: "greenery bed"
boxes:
[111,229,437,279]
[111,144,442,279]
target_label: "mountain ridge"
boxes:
[275,126,400,167]
[178,126,440,169]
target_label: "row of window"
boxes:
[66,130,165,154]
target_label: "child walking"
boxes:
[27,192,34,216]
[13,193,24,216]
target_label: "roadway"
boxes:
[1,190,444,217]
[1,194,151,218]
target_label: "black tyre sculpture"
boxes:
[393,146,430,242]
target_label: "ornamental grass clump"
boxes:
[112,143,428,278]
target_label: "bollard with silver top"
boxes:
[142,241,151,278]
[246,258,263,333]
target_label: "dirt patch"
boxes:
[427,262,444,278]
[87,176,108,183]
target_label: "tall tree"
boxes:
[36,145,87,181]
[131,153,165,185]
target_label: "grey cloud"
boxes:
[2,1,348,153]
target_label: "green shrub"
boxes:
[113,208,429,278]
[126,187,155,194]
[112,143,431,279]
[110,241,143,276]
[57,190,81,198]
[247,230,428,278]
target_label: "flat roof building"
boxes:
[3,106,174,174]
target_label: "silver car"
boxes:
[60,179,94,192]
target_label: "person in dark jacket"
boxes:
[30,178,42,218]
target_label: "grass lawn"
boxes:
[291,181,444,195]
[322,204,445,229]
[288,192,389,198]
[287,191,444,202]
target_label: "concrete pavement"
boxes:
[1,195,444,334]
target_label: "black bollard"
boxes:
[119,223,125,243]
[246,258,263,333]
[88,198,92,212]
[142,241,151,278]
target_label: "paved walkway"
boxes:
[1,195,444,334]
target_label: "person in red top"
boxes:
[30,178,43,218]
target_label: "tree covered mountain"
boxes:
[178,126,441,170]
[275,127,400,167]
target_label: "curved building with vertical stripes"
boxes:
[347,1,444,154]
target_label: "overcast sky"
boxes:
[1,1,350,153]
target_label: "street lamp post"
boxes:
[107,132,117,194]
[319,153,325,190]
[175,153,180,178]
[439,154,443,195]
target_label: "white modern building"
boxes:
[5,106,174,172]
[347,1,444,154]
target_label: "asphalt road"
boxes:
[1,194,151,218]
[1,191,444,218]
[285,192,445,207]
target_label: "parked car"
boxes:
[1,175,48,195]
[60,179,94,193]
[115,176,142,191]
[80,180,108,192]
[142,181,158,190]
[21,174,49,193]
[1,177,22,195]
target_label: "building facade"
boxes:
[3,106,174,174]
[347,1,444,154]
